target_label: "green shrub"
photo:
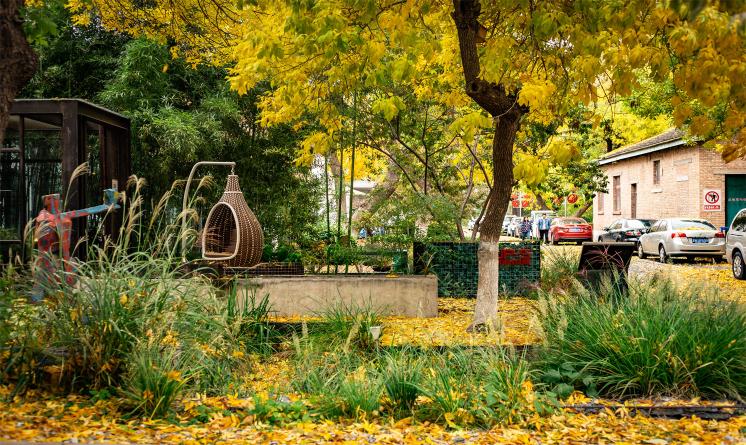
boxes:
[536,278,746,399]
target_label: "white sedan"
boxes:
[638,218,726,263]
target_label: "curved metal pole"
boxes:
[181,161,236,260]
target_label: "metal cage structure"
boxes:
[201,174,263,267]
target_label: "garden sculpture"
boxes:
[31,189,121,301]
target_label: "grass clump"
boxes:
[381,348,423,411]
[120,344,193,418]
[0,176,276,416]
[540,247,580,292]
[314,301,382,352]
[290,345,552,428]
[536,278,746,400]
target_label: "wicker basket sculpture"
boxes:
[202,174,263,267]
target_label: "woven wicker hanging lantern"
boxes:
[202,174,263,267]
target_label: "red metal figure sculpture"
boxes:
[31,189,120,301]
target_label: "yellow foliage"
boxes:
[67,0,746,183]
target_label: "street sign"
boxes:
[703,189,722,211]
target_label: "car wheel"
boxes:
[733,251,746,280]
[658,245,669,263]
[637,243,646,259]
[597,236,603,242]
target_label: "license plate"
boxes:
[570,228,581,232]
[690,238,709,244]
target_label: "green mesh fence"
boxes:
[413,241,540,297]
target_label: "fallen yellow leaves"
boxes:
[0,386,744,444]
[380,298,540,347]
[675,266,746,303]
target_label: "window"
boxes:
[597,192,604,213]
[609,220,622,230]
[613,175,621,213]
[558,217,588,225]
[671,219,716,230]
[653,160,661,185]
[732,210,746,233]
[628,219,653,229]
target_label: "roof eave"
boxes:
[598,138,686,165]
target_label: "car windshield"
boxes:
[559,218,587,225]
[670,219,716,230]
[628,220,653,229]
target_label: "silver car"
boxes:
[726,209,746,279]
[638,218,726,263]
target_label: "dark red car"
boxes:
[549,217,593,244]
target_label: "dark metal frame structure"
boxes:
[0,99,131,258]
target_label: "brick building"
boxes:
[594,128,746,233]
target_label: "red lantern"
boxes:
[567,193,578,204]
[512,199,520,208]
[521,199,530,208]
[511,193,518,200]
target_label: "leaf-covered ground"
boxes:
[4,251,746,443]
[1,387,744,444]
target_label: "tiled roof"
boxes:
[600,128,685,161]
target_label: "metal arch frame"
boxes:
[181,161,236,259]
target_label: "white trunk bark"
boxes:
[468,240,500,332]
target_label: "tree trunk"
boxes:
[574,197,594,218]
[353,159,399,222]
[452,0,527,331]
[536,193,551,211]
[469,115,520,331]
[328,150,347,221]
[0,0,38,142]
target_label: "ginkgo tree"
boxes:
[54,0,746,330]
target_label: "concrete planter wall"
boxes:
[237,274,438,318]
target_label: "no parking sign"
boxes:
[703,189,722,211]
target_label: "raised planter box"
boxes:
[237,274,438,318]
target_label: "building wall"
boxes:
[594,144,746,231]
[699,148,746,227]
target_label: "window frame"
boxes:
[612,175,621,214]
[653,159,661,185]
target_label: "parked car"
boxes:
[637,218,725,262]
[726,209,746,280]
[549,217,593,244]
[597,218,656,243]
[530,210,556,238]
